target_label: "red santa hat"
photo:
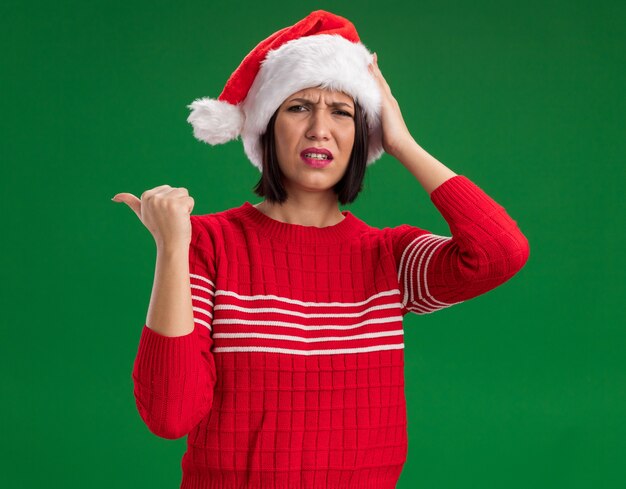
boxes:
[186,10,383,172]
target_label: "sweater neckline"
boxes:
[234,201,365,244]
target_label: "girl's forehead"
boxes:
[287,86,353,102]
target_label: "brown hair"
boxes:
[252,100,369,205]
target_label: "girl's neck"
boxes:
[254,200,345,228]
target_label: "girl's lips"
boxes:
[300,154,333,168]
[301,147,333,158]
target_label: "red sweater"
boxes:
[132,175,529,489]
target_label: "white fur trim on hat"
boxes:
[186,97,244,145]
[241,34,383,172]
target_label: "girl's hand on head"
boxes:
[368,53,415,159]
[111,185,194,251]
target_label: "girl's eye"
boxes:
[288,105,353,117]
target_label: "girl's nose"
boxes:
[305,112,331,140]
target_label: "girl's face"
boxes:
[273,86,356,198]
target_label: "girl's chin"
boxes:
[286,176,340,191]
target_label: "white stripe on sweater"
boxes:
[212,343,405,355]
[215,288,400,307]
[214,301,399,318]
[407,236,453,311]
[190,273,408,338]
[213,329,403,342]
[190,284,215,296]
[398,233,464,313]
[212,316,403,331]
[190,273,215,288]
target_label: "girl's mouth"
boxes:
[300,154,333,168]
[300,148,334,168]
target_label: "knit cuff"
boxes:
[133,324,201,380]
[429,175,505,226]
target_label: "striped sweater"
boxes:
[132,175,530,489]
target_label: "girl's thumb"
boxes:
[112,193,142,220]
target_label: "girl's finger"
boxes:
[112,193,142,221]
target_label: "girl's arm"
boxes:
[132,217,217,439]
[145,245,195,337]
[392,137,458,196]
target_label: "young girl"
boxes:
[113,10,529,489]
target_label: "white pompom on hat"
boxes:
[186,10,383,173]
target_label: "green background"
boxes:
[2,0,624,487]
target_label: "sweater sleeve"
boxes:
[131,215,218,439]
[386,175,530,316]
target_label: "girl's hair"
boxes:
[252,100,369,205]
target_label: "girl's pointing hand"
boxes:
[112,185,194,251]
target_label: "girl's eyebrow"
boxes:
[288,97,354,109]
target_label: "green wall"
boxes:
[2,0,624,487]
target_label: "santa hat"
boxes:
[186,10,383,172]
